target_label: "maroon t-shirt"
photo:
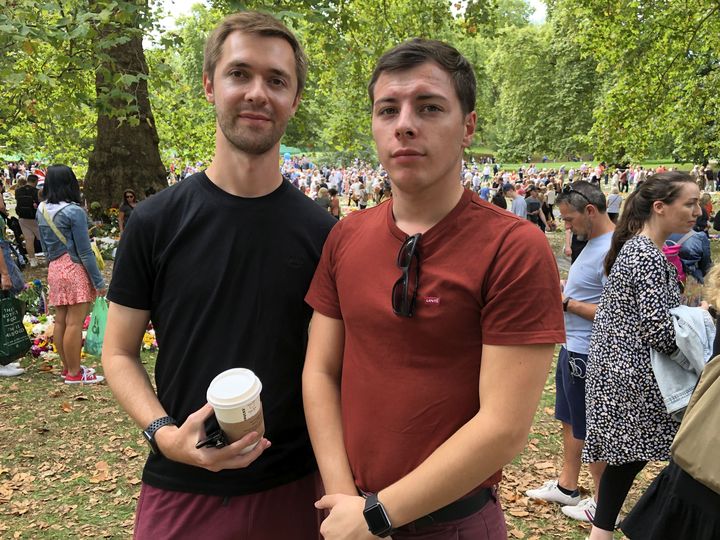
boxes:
[306,189,565,493]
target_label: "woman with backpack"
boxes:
[583,172,702,540]
[37,165,106,384]
[619,262,720,540]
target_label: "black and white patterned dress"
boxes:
[583,235,681,465]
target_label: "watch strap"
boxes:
[143,416,176,455]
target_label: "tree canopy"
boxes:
[2,0,717,196]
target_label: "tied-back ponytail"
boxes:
[603,172,696,276]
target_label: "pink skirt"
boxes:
[48,253,96,306]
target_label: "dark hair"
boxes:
[328,188,338,196]
[27,174,38,184]
[124,189,136,199]
[604,172,696,275]
[204,11,307,97]
[368,38,476,115]
[556,181,607,213]
[42,165,82,204]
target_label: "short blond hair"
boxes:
[203,11,307,97]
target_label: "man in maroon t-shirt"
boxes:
[303,39,565,540]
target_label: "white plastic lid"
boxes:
[206,368,262,409]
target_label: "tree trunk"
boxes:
[84,2,166,209]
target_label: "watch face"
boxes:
[364,503,391,535]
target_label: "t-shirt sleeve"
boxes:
[481,221,565,345]
[107,208,155,310]
[305,223,343,320]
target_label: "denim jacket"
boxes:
[650,305,715,421]
[36,202,105,290]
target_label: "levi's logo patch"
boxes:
[423,296,440,305]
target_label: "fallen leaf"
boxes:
[122,447,139,459]
[61,402,73,413]
[89,461,110,484]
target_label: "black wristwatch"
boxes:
[142,416,177,456]
[563,297,571,312]
[363,493,393,538]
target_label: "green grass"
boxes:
[0,352,156,539]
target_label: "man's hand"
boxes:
[315,494,387,540]
[1,273,12,290]
[155,403,270,472]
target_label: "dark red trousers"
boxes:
[134,472,323,540]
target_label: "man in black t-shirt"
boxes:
[14,174,41,267]
[102,12,335,539]
[525,184,543,228]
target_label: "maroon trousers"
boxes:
[134,472,323,540]
[391,488,508,540]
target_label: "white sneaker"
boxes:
[29,258,38,268]
[526,480,581,506]
[0,364,25,377]
[8,362,21,368]
[562,497,596,522]
[562,497,622,526]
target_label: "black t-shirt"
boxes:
[118,202,134,227]
[15,185,39,219]
[108,172,336,496]
[526,196,541,224]
[491,191,507,209]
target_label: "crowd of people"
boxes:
[2,9,719,540]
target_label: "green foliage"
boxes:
[0,0,164,164]
[554,0,720,163]
[146,4,221,165]
[488,22,599,161]
[5,0,717,169]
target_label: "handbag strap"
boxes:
[40,202,68,246]
[676,230,695,246]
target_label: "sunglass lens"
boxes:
[397,235,419,267]
[391,277,406,315]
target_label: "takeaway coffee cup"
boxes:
[206,368,265,454]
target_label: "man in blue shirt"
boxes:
[504,184,526,219]
[526,181,615,524]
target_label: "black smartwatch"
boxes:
[142,416,177,456]
[563,297,571,312]
[363,493,393,538]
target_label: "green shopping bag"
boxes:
[0,293,31,365]
[84,297,108,357]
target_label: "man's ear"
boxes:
[289,92,302,118]
[203,72,215,104]
[461,111,477,149]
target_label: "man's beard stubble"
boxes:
[216,110,289,156]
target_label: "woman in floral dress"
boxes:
[583,172,702,540]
